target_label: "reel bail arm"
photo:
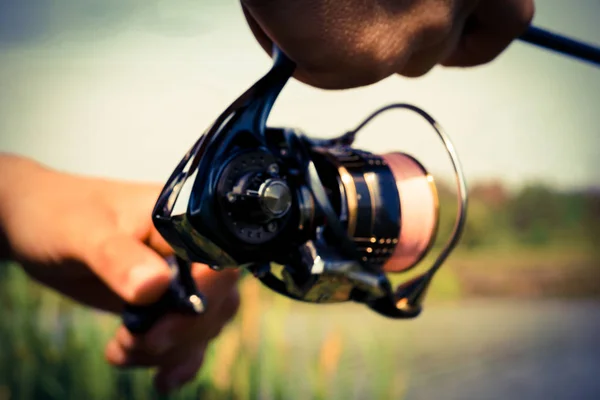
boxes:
[306,104,469,318]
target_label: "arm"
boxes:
[0,152,240,393]
[0,153,37,260]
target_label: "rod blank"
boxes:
[519,26,600,67]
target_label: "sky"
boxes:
[0,0,599,191]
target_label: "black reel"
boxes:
[122,46,468,334]
[123,26,600,334]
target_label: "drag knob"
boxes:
[257,178,292,219]
[217,151,295,244]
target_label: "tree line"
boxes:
[433,180,600,251]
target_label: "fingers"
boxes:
[84,234,173,306]
[153,345,207,394]
[106,288,237,368]
[145,227,174,259]
[141,274,240,352]
[243,0,535,88]
[108,267,240,361]
[105,335,208,393]
[242,4,273,59]
[105,266,241,392]
[241,0,417,89]
[442,0,535,67]
[105,292,239,393]
[398,11,470,77]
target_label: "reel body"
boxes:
[188,127,441,305]
[120,24,600,334]
[121,47,468,334]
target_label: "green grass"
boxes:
[1,246,597,399]
[0,262,411,400]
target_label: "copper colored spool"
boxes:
[380,152,439,273]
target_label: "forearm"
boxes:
[0,154,18,259]
[0,153,39,260]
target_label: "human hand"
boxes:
[0,153,240,393]
[241,0,535,89]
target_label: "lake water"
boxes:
[403,299,600,400]
[279,298,600,400]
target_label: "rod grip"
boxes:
[122,283,182,335]
[121,258,205,335]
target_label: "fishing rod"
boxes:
[519,26,600,67]
[121,25,600,335]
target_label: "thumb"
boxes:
[84,234,173,306]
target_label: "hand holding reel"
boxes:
[122,25,600,335]
[122,46,468,334]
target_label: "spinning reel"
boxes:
[123,26,600,334]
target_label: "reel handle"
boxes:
[121,257,205,335]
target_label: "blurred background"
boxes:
[0,0,599,399]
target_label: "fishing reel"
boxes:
[122,26,600,334]
[122,46,468,334]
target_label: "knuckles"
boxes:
[245,0,536,87]
[514,0,535,35]
[416,4,456,47]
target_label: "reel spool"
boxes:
[122,26,600,334]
